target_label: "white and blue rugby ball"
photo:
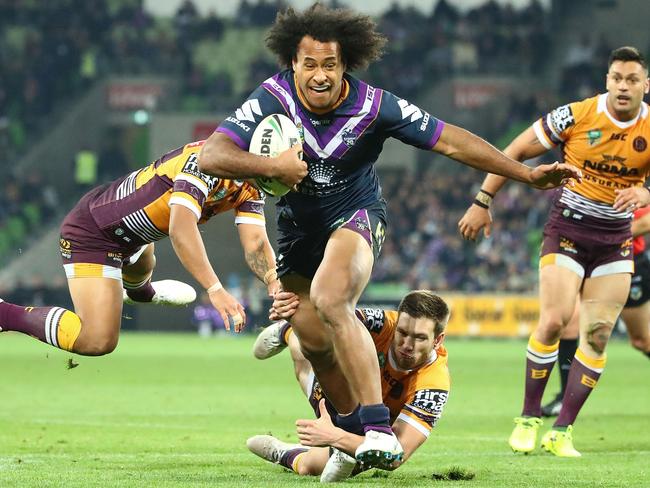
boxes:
[248,113,302,197]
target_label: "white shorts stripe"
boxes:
[590,260,634,277]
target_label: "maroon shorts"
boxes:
[540,203,633,278]
[59,186,143,277]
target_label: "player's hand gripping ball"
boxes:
[249,114,302,197]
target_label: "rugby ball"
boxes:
[249,113,302,197]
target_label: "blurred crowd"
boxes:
[374,168,552,293]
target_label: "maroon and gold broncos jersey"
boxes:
[355,308,450,438]
[88,141,265,246]
[533,94,650,220]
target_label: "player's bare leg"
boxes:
[0,274,123,355]
[620,301,650,357]
[281,273,358,414]
[510,265,581,453]
[67,277,124,355]
[542,298,579,417]
[311,228,402,466]
[542,273,628,457]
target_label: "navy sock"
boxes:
[335,405,363,435]
[359,404,392,435]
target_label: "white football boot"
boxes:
[123,280,196,306]
[355,430,403,469]
[252,321,289,359]
[320,448,357,483]
[246,435,305,465]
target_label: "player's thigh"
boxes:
[311,228,374,308]
[538,264,583,330]
[68,276,123,341]
[281,273,331,352]
[123,243,156,277]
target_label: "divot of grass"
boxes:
[431,466,475,481]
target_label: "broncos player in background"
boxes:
[459,46,650,457]
[247,290,450,482]
[198,3,580,467]
[0,140,280,355]
[541,206,650,417]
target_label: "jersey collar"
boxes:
[598,93,648,129]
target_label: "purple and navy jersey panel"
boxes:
[216,69,444,229]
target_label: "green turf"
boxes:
[1,333,649,487]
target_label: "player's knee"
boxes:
[538,313,566,337]
[310,290,353,326]
[76,334,119,356]
[585,320,614,355]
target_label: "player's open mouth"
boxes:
[617,95,631,103]
[310,85,330,93]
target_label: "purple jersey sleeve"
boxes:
[379,90,444,150]
[215,81,288,150]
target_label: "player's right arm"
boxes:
[168,204,246,331]
[198,132,305,187]
[197,85,307,187]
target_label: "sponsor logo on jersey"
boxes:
[582,154,639,177]
[182,153,219,191]
[550,104,575,133]
[225,116,252,133]
[410,389,448,419]
[610,132,627,141]
[235,99,262,123]
[633,136,647,152]
[419,112,430,132]
[383,371,404,399]
[377,351,386,368]
[630,285,642,301]
[588,129,602,146]
[397,99,423,123]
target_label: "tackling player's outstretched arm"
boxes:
[168,204,246,331]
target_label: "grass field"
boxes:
[1,332,649,487]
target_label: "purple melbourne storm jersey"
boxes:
[216,70,445,230]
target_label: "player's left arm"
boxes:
[168,204,246,330]
[385,419,428,470]
[236,222,280,296]
[433,123,580,189]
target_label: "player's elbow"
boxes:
[198,133,230,177]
